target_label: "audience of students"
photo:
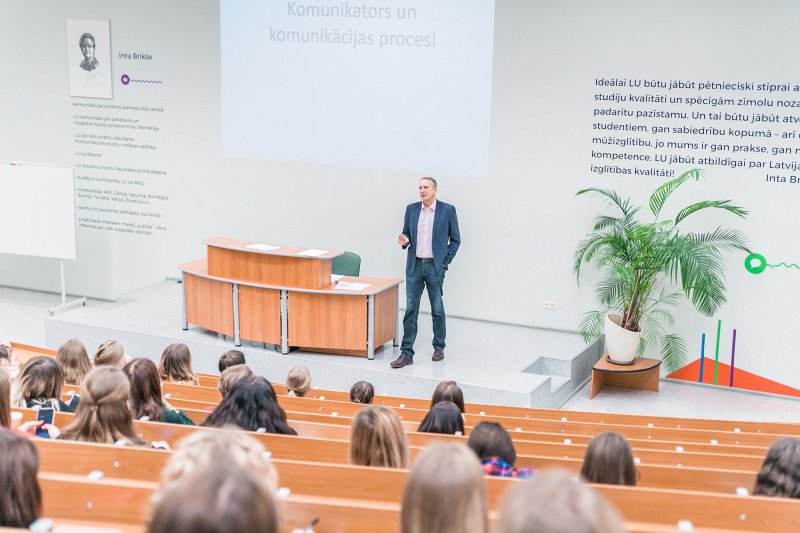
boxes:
[286,365,312,397]
[218,349,246,373]
[93,340,127,368]
[753,437,800,499]
[417,400,464,435]
[218,364,254,399]
[431,380,465,413]
[6,335,795,532]
[401,442,487,533]
[467,421,534,479]
[123,358,194,425]
[158,343,198,385]
[55,338,92,386]
[349,380,375,404]
[203,376,296,435]
[349,405,409,469]
[580,432,637,486]
[17,356,73,412]
[0,430,42,528]
[496,470,625,533]
[60,366,144,445]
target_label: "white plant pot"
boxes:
[604,313,640,365]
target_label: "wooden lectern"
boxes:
[179,237,402,359]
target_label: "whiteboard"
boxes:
[0,163,77,260]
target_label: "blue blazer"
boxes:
[401,200,461,276]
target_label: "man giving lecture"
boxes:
[391,177,461,369]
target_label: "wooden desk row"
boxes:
[178,237,402,358]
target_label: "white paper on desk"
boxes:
[336,281,370,291]
[298,248,329,257]
[331,274,345,282]
[246,243,280,251]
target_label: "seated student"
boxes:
[148,463,278,533]
[0,343,20,405]
[218,364,254,399]
[496,470,624,533]
[402,442,487,533]
[417,400,464,435]
[580,432,637,486]
[123,358,194,425]
[350,380,375,404]
[218,349,246,373]
[158,342,199,385]
[431,380,465,413]
[0,371,56,438]
[203,376,297,435]
[154,429,278,502]
[753,437,800,499]
[60,366,147,446]
[0,430,42,528]
[285,365,311,397]
[93,339,128,368]
[467,421,534,479]
[55,338,92,386]
[17,356,73,412]
[349,405,409,469]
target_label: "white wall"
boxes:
[1,0,798,387]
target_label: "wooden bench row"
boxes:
[155,381,793,448]
[13,408,763,496]
[15,341,799,437]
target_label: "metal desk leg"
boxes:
[181,272,188,330]
[233,283,241,347]
[393,287,400,347]
[280,290,289,355]
[367,294,375,360]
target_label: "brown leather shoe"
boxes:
[432,349,444,362]
[390,356,413,369]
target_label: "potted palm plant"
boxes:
[574,169,749,372]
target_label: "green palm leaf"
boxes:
[576,188,634,217]
[660,334,687,373]
[649,168,702,217]
[675,200,749,225]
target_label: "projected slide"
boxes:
[220,0,496,176]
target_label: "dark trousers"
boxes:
[400,258,446,360]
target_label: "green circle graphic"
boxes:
[745,253,767,274]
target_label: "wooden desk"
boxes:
[590,356,661,399]
[178,238,402,359]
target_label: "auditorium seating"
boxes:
[8,341,800,532]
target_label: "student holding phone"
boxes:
[1,370,58,438]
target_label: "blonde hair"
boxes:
[285,365,311,397]
[158,343,198,385]
[18,356,64,408]
[497,470,624,533]
[218,365,254,398]
[401,442,487,533]
[154,429,278,510]
[56,338,92,386]
[93,340,126,368]
[60,366,140,444]
[349,405,408,469]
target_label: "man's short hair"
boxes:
[420,176,438,188]
[218,349,246,373]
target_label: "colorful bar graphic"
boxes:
[729,329,737,387]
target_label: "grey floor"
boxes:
[2,283,799,422]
